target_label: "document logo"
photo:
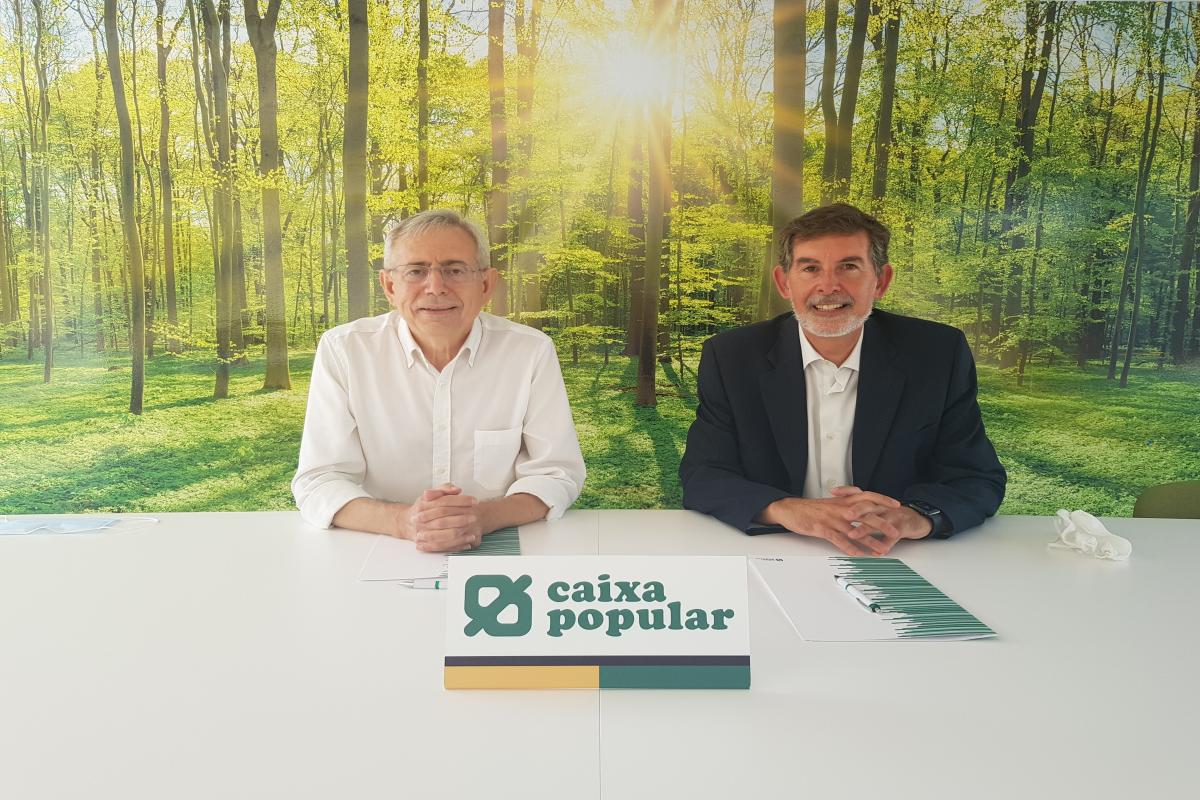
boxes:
[463,574,534,637]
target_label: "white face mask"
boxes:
[0,517,120,536]
[1050,509,1132,561]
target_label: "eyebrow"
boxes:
[396,260,471,268]
[792,255,865,265]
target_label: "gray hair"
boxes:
[777,203,889,277]
[383,209,490,269]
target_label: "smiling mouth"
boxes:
[418,306,458,313]
[812,302,850,312]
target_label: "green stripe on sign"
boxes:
[599,665,751,689]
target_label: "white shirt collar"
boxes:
[797,319,865,372]
[395,313,484,369]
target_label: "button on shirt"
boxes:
[798,323,864,499]
[292,311,586,528]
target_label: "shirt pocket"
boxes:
[473,427,523,490]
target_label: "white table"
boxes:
[596,511,1198,799]
[0,512,600,799]
[1,510,1195,799]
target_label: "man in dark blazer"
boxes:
[679,204,1005,556]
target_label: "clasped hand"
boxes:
[761,486,932,557]
[400,484,483,552]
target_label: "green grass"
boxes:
[977,363,1200,515]
[0,351,308,513]
[1,347,1197,516]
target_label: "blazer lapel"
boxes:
[853,316,904,487]
[758,317,809,492]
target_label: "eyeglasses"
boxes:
[389,263,485,285]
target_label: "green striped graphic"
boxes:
[829,557,995,639]
[451,526,521,557]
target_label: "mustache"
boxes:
[807,294,853,307]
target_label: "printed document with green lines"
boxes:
[749,556,995,641]
[358,526,521,582]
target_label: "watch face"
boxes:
[908,501,940,517]
[907,502,949,537]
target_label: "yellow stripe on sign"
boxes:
[444,665,599,689]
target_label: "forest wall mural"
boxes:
[1,0,1197,517]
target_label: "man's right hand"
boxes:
[399,484,482,552]
[758,490,903,556]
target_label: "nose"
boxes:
[813,266,842,294]
[423,268,448,293]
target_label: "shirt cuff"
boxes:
[505,475,579,521]
[295,480,372,529]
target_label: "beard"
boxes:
[794,293,874,338]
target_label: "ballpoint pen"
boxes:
[398,578,447,590]
[833,574,879,613]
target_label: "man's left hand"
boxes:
[831,486,933,556]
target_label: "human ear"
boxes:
[772,265,792,300]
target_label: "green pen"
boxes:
[834,574,880,613]
[398,578,447,590]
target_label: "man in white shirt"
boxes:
[293,210,585,551]
[679,203,1005,556]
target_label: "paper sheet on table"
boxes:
[358,526,521,581]
[0,517,119,535]
[749,556,995,641]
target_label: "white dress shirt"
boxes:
[798,323,864,499]
[292,311,586,528]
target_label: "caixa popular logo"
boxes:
[463,572,734,639]
[463,574,535,637]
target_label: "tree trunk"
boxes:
[345,0,370,320]
[819,0,838,200]
[870,2,900,205]
[369,140,387,313]
[1120,2,1173,387]
[636,0,673,407]
[82,29,106,351]
[156,1,180,352]
[625,128,645,356]
[24,0,53,381]
[246,0,291,389]
[105,0,146,413]
[759,0,806,321]
[417,0,431,211]
[657,0,681,363]
[233,137,247,354]
[998,1,1057,367]
[89,144,105,352]
[1108,3,1167,381]
[486,0,510,316]
[0,199,11,327]
[513,0,542,325]
[832,0,870,196]
[1171,9,1200,364]
[200,0,235,398]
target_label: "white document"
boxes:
[358,526,522,582]
[358,536,449,581]
[750,556,995,642]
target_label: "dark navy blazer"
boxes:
[679,309,1006,535]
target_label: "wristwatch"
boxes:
[904,500,952,539]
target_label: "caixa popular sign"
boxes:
[444,556,750,690]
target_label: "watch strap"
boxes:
[905,501,952,539]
